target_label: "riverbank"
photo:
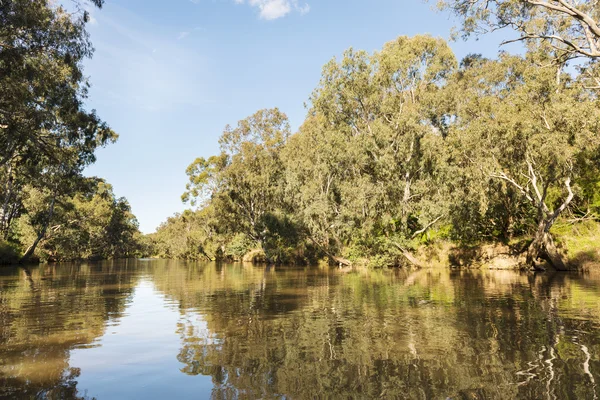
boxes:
[6,221,597,271]
[406,220,600,271]
[235,221,600,271]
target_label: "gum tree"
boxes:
[448,52,600,270]
[182,109,291,251]
[0,0,115,253]
[439,0,600,60]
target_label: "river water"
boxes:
[0,259,599,399]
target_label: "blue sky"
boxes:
[82,0,510,233]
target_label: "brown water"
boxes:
[0,260,599,399]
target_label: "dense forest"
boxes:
[0,0,144,264]
[151,1,600,270]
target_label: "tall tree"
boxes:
[182,109,291,251]
[0,0,116,256]
[439,0,600,60]
[448,51,600,270]
[291,35,456,264]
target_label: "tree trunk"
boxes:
[332,256,352,267]
[492,166,574,272]
[543,234,569,271]
[20,231,45,264]
[526,220,569,271]
[306,234,351,266]
[393,242,425,268]
[20,194,56,263]
[0,166,14,238]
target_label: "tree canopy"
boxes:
[154,33,600,270]
[0,0,143,264]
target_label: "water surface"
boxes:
[1,260,599,399]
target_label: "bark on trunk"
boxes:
[492,165,574,272]
[20,194,56,263]
[306,235,352,266]
[332,256,352,267]
[0,166,14,238]
[526,220,569,271]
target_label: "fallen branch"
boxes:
[393,242,425,268]
[306,235,352,266]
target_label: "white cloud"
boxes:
[236,0,310,20]
[297,3,310,15]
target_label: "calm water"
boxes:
[0,260,599,399]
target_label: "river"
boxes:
[0,259,599,399]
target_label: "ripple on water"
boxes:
[0,261,599,399]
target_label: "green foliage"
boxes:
[225,234,255,259]
[0,0,141,264]
[9,179,143,262]
[178,108,303,263]
[282,35,458,263]
[153,35,600,269]
[551,220,600,264]
[150,208,219,261]
[438,0,600,66]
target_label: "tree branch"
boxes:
[411,215,444,239]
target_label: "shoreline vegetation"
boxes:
[2,1,600,271]
[149,33,600,271]
[148,219,600,271]
[0,0,145,265]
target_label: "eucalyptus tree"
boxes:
[448,51,600,270]
[283,115,349,257]
[150,207,228,261]
[182,109,292,255]
[0,0,116,247]
[439,0,600,60]
[16,178,141,261]
[291,35,457,264]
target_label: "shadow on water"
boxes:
[0,260,599,399]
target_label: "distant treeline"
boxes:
[0,0,145,264]
[151,31,600,270]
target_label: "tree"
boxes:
[150,207,226,261]
[447,51,600,270]
[182,109,291,254]
[0,0,117,259]
[290,35,457,265]
[14,178,142,262]
[439,0,600,61]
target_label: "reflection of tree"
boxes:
[2,261,598,399]
[157,265,600,399]
[1,368,93,400]
[0,261,140,399]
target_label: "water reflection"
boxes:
[0,260,599,399]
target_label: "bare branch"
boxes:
[490,171,535,204]
[411,215,445,239]
[549,177,574,224]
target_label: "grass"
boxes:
[551,220,600,268]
